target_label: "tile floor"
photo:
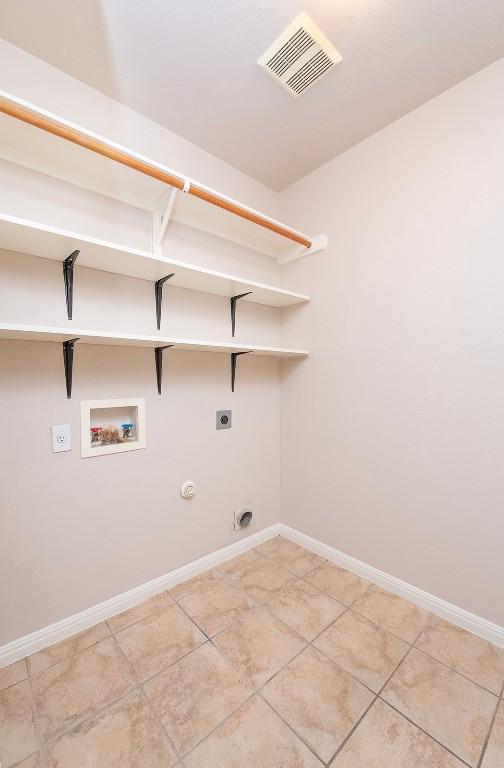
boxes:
[1,536,503,767]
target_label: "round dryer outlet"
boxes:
[180,481,196,500]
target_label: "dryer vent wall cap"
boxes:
[234,505,253,530]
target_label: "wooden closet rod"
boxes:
[0,97,312,249]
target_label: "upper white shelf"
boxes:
[0,323,309,358]
[0,90,326,263]
[0,213,310,308]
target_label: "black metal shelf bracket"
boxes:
[155,344,175,394]
[230,292,252,337]
[63,250,80,320]
[155,273,175,330]
[62,338,80,399]
[231,351,251,392]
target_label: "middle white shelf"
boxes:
[0,212,310,309]
[0,323,309,357]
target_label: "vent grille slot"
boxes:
[258,13,342,99]
[287,50,334,95]
[266,28,314,77]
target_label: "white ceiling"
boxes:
[1,1,504,190]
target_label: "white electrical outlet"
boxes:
[51,424,71,453]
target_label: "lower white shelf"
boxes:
[0,323,309,358]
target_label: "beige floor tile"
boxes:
[228,558,295,604]
[260,539,302,558]
[0,658,28,690]
[28,623,111,676]
[14,754,45,768]
[352,585,430,643]
[262,645,372,762]
[305,562,372,605]
[286,551,327,578]
[267,579,344,641]
[144,642,250,755]
[214,606,306,687]
[179,580,255,637]
[107,592,173,634]
[115,602,205,681]
[214,549,261,578]
[416,615,504,694]
[254,536,290,557]
[482,700,504,768]
[314,609,408,692]
[44,689,177,768]
[169,568,224,601]
[382,648,497,766]
[184,694,322,768]
[0,679,38,768]
[262,541,327,578]
[336,698,463,767]
[31,637,134,743]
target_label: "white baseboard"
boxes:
[0,523,281,667]
[1,520,502,667]
[279,524,504,648]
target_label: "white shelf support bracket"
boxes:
[152,188,178,256]
[277,233,328,266]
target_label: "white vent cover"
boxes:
[258,13,342,98]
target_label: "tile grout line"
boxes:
[25,627,113,679]
[326,616,434,766]
[476,681,503,768]
[35,684,145,753]
[339,602,504,699]
[349,586,430,645]
[25,652,43,759]
[10,753,41,768]
[374,612,494,768]
[178,688,256,763]
[137,684,183,767]
[259,691,327,765]
[379,698,473,767]
[105,594,176,635]
[109,630,183,765]
[32,633,178,757]
[255,604,394,768]
[410,644,504,698]
[165,566,297,762]
[106,573,262,763]
[107,605,206,694]
[34,635,143,751]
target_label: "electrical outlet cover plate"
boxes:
[52,424,71,453]
[216,410,232,430]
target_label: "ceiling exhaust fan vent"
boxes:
[258,13,342,99]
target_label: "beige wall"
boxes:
[279,58,504,626]
[0,41,284,644]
